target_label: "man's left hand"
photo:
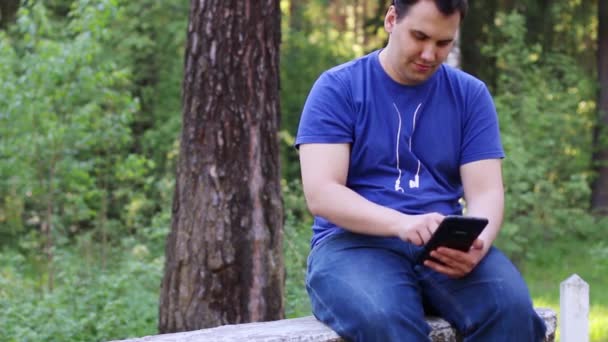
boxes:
[424,239,486,278]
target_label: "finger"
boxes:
[436,247,472,264]
[431,250,474,274]
[432,212,445,225]
[428,220,440,234]
[424,259,465,279]
[428,214,443,233]
[416,230,428,245]
[409,232,423,246]
[419,228,432,244]
[431,250,468,271]
[437,247,483,273]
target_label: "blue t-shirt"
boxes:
[296,50,504,248]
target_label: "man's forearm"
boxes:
[465,188,504,252]
[306,183,405,237]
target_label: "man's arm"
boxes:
[461,158,504,253]
[299,143,443,245]
[424,158,504,277]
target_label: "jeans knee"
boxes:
[347,304,430,342]
[494,285,535,318]
[359,305,395,331]
[466,283,545,340]
[308,282,429,342]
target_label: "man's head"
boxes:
[380,0,463,85]
[392,0,468,21]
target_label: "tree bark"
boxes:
[461,0,498,88]
[158,0,284,333]
[0,0,19,30]
[591,0,608,214]
[288,0,305,32]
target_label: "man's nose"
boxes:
[420,44,436,62]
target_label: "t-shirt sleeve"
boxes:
[295,71,354,148]
[460,83,505,165]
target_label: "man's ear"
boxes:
[384,6,397,34]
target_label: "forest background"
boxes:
[0,0,607,341]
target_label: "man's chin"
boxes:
[399,68,436,85]
[413,67,438,82]
[407,72,433,85]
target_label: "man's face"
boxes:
[383,0,460,85]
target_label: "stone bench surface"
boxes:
[113,308,556,342]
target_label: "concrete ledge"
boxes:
[113,308,556,342]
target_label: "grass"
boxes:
[522,238,608,341]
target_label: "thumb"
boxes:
[472,238,484,250]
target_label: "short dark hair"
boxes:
[392,0,468,21]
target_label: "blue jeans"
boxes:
[306,232,547,341]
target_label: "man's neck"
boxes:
[378,49,401,84]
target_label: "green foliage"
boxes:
[0,0,186,246]
[0,0,136,234]
[0,1,183,337]
[483,12,598,260]
[522,226,608,342]
[0,246,162,341]
[279,4,378,315]
[107,0,187,238]
[282,180,313,318]
[279,1,372,180]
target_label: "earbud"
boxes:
[409,175,419,189]
[395,179,405,192]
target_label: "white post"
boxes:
[560,274,589,342]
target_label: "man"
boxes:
[295,0,547,341]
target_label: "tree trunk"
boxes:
[0,0,19,30]
[329,0,347,31]
[591,0,608,214]
[288,0,305,32]
[158,0,284,333]
[461,0,498,88]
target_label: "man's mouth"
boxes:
[413,63,432,72]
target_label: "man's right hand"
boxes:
[394,213,444,245]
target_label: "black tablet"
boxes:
[416,215,488,265]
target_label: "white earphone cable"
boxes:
[393,102,423,191]
[393,102,404,192]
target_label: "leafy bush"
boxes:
[483,12,598,261]
[282,180,313,318]
[0,247,163,341]
[0,1,140,246]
